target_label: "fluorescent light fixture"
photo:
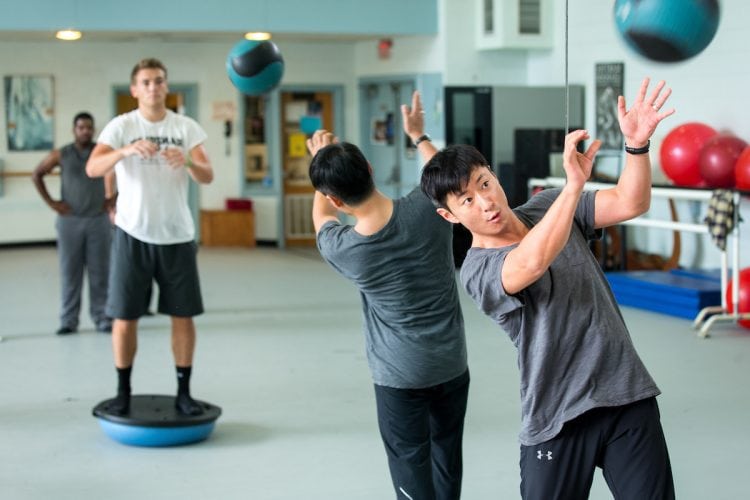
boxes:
[244,32,271,41]
[56,30,82,41]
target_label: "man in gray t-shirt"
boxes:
[306,92,468,500]
[420,78,676,499]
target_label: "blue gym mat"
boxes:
[605,269,722,320]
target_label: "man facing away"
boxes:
[420,78,676,499]
[86,58,213,416]
[306,92,469,500]
[33,112,114,335]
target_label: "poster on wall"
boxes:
[244,144,269,182]
[595,63,624,152]
[371,112,394,146]
[4,75,54,151]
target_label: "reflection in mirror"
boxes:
[563,0,750,280]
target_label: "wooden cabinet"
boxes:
[200,210,255,247]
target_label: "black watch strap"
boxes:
[414,134,431,146]
[624,140,650,155]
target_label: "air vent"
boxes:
[519,0,541,35]
[284,194,315,239]
[475,0,552,50]
[484,0,494,34]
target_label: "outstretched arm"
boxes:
[401,91,437,164]
[306,130,340,234]
[594,78,675,228]
[502,130,601,294]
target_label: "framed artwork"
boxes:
[371,116,388,145]
[244,144,269,182]
[4,75,54,151]
[371,112,395,146]
[595,63,624,152]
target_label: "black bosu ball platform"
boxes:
[93,394,221,447]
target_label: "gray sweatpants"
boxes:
[56,214,111,329]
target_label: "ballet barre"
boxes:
[528,177,750,337]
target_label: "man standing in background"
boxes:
[32,112,113,335]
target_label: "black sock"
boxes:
[176,365,192,396]
[110,366,132,415]
[175,366,203,416]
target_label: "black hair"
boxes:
[309,142,375,206]
[420,144,490,209]
[73,112,94,126]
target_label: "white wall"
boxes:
[442,0,528,86]
[353,34,444,77]
[0,38,355,244]
[350,0,529,87]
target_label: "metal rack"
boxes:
[528,177,750,337]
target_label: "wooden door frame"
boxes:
[275,84,344,248]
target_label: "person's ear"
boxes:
[437,207,460,224]
[326,194,345,209]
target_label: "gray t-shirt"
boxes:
[60,143,105,217]
[317,187,467,389]
[461,188,660,446]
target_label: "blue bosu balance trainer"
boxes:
[93,395,221,447]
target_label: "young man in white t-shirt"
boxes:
[86,58,214,416]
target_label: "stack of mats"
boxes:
[605,269,722,320]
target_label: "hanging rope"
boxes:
[564,0,570,133]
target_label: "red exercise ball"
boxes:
[726,268,750,329]
[736,146,750,191]
[699,135,748,188]
[660,122,717,187]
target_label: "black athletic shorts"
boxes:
[106,227,204,320]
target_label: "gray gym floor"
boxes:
[1,245,748,499]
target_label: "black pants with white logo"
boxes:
[374,369,470,500]
[520,397,675,500]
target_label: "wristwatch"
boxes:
[414,134,431,147]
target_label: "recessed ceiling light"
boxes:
[244,32,271,41]
[56,30,82,41]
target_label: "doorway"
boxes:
[280,89,336,247]
[358,80,417,200]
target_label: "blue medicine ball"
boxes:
[614,0,720,63]
[226,39,284,95]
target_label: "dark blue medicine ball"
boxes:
[226,39,284,95]
[614,0,720,63]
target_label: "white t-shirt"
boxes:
[97,110,207,244]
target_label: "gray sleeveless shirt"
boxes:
[59,143,105,217]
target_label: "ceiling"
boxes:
[0,30,386,44]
